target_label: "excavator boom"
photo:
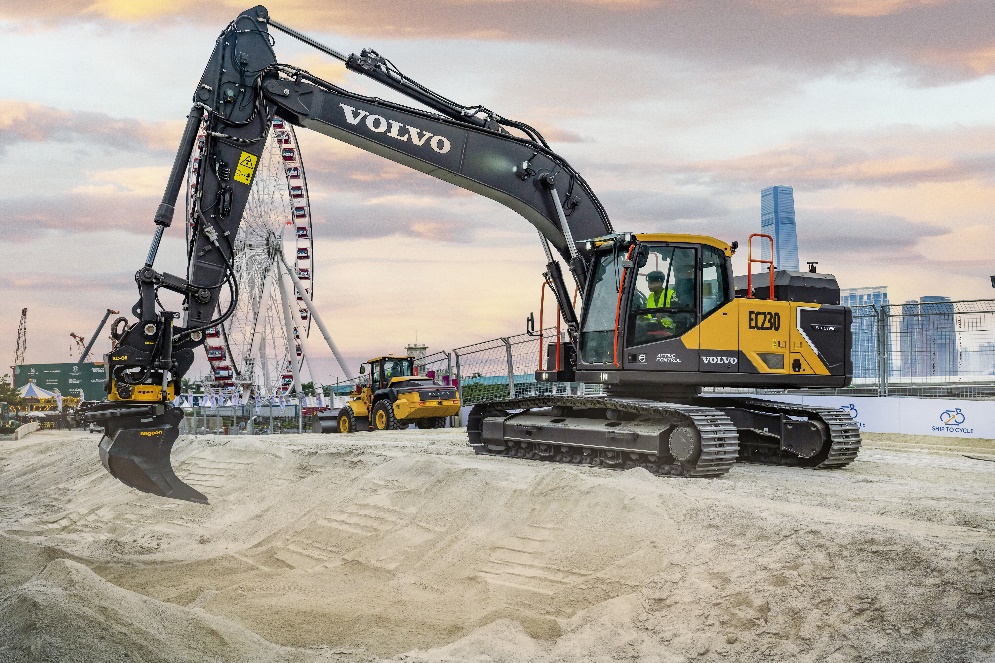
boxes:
[80,5,612,502]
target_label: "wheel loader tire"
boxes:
[337,407,358,434]
[372,401,399,431]
[415,417,445,429]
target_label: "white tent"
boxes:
[18,381,57,399]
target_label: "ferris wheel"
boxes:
[186,117,315,395]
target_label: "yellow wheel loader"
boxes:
[332,356,460,433]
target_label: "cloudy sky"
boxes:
[1,0,993,383]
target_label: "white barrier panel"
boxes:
[463,398,994,438]
[748,395,995,439]
[13,422,40,440]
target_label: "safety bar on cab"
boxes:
[747,233,776,301]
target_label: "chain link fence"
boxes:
[185,298,995,435]
[844,299,995,397]
[451,299,995,403]
[453,328,587,406]
[416,350,456,387]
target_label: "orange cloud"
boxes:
[6,0,993,84]
[756,0,953,17]
[922,46,995,76]
[289,54,347,86]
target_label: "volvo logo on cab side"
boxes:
[812,324,838,332]
[340,104,452,154]
[702,355,737,365]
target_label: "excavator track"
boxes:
[468,395,740,478]
[707,397,861,469]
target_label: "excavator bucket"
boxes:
[96,405,208,504]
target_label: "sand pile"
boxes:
[1,430,994,662]
[0,555,366,663]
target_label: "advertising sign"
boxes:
[897,399,995,439]
[13,363,106,401]
[746,394,995,439]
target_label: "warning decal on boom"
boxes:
[234,151,259,185]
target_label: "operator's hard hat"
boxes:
[647,270,665,282]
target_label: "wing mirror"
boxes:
[359,364,366,374]
[526,312,537,337]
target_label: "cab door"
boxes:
[697,245,738,372]
[622,244,699,371]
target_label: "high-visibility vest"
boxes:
[646,289,676,328]
[647,289,675,309]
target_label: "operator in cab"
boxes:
[645,259,695,336]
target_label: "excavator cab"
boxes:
[569,233,850,390]
[576,235,732,370]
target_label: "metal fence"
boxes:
[451,299,995,403]
[453,328,588,406]
[845,299,995,397]
[417,350,456,387]
[182,298,995,436]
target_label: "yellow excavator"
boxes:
[318,355,460,432]
[79,6,859,503]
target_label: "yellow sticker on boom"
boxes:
[233,151,258,185]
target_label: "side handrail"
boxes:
[747,233,776,301]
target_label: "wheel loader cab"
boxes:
[378,357,415,387]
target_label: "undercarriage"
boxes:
[468,393,860,477]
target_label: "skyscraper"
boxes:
[760,186,799,271]
[841,286,889,379]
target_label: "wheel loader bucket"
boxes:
[98,408,208,504]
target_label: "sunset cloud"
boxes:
[676,126,995,191]
[6,1,994,81]
[0,192,158,239]
[0,100,181,155]
[759,0,955,18]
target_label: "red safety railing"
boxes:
[537,280,579,373]
[537,281,548,370]
[747,233,776,301]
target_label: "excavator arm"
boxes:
[81,5,613,502]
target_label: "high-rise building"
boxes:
[760,186,799,271]
[898,296,958,379]
[841,286,889,379]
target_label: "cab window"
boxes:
[382,359,413,383]
[580,251,624,364]
[628,246,697,346]
[701,246,731,318]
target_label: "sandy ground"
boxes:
[1,428,994,663]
